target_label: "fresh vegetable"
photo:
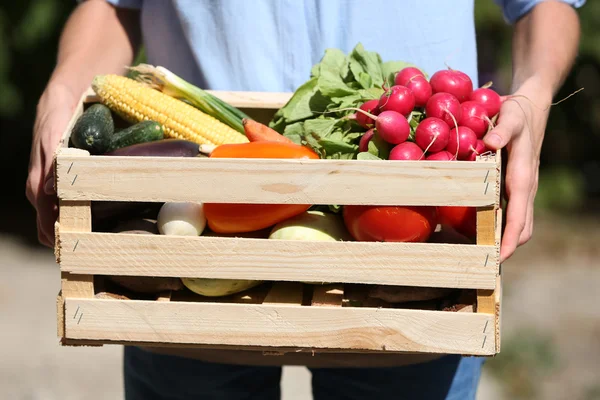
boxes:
[203,141,320,233]
[181,278,263,297]
[104,120,164,152]
[426,150,455,161]
[242,118,294,144]
[425,92,462,128]
[205,141,320,159]
[157,202,206,236]
[469,87,502,118]
[402,76,432,108]
[364,110,411,145]
[415,117,450,153]
[269,210,352,242]
[356,99,380,129]
[270,43,419,159]
[459,101,490,139]
[104,138,200,157]
[92,74,248,146]
[466,139,490,161]
[437,206,476,239]
[394,66,425,86]
[430,69,473,102]
[377,85,415,117]
[358,128,376,152]
[70,103,115,154]
[446,126,478,160]
[343,205,437,242]
[129,63,251,133]
[389,142,424,160]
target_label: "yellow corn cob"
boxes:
[92,74,248,145]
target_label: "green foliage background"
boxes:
[1,1,598,244]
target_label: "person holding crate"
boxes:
[26,0,584,399]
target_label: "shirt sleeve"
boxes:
[493,0,586,24]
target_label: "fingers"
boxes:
[500,180,531,262]
[518,171,539,246]
[483,109,524,151]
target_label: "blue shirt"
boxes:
[106,0,585,92]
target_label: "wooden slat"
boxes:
[63,298,496,355]
[57,199,94,299]
[476,207,500,313]
[263,282,304,305]
[57,232,499,289]
[311,284,344,307]
[55,154,498,206]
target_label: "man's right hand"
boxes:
[26,83,79,247]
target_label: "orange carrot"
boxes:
[242,118,295,144]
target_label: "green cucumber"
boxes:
[70,103,115,154]
[106,120,165,152]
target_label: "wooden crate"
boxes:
[54,88,502,357]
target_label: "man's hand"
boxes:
[483,79,552,262]
[26,84,78,247]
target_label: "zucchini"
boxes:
[106,120,165,152]
[70,103,115,154]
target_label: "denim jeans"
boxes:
[123,346,485,400]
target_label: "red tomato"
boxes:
[436,206,476,239]
[342,205,438,242]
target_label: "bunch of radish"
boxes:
[355,66,502,162]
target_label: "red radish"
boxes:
[446,126,478,160]
[415,117,450,153]
[425,92,462,128]
[395,67,425,86]
[465,139,489,161]
[356,99,380,129]
[404,76,432,108]
[426,150,455,161]
[359,128,376,152]
[378,85,416,117]
[459,101,490,139]
[470,88,502,117]
[389,142,424,160]
[430,69,473,102]
[373,111,411,144]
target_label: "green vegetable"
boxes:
[106,120,164,152]
[269,210,352,242]
[181,278,262,297]
[269,43,421,159]
[70,103,115,154]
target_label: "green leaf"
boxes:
[357,152,382,160]
[357,72,373,89]
[349,43,384,87]
[367,140,379,156]
[282,122,305,145]
[319,138,359,159]
[271,77,319,127]
[304,118,339,138]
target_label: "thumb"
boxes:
[483,113,521,151]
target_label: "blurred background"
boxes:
[1,1,598,399]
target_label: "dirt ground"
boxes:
[1,214,598,400]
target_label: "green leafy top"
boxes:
[269,43,422,160]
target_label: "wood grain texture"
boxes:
[476,207,499,314]
[55,154,498,206]
[63,298,496,355]
[57,232,499,289]
[58,200,94,299]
